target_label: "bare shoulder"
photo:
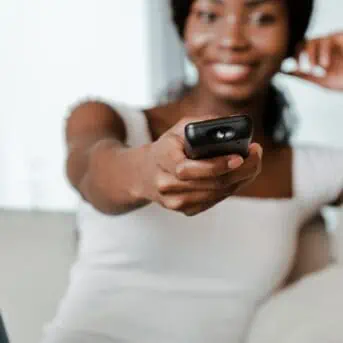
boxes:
[66,100,127,143]
[144,101,183,141]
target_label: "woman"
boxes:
[43,0,343,342]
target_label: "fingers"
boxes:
[155,142,263,216]
[175,154,244,181]
[156,135,245,180]
[159,142,262,186]
[155,170,234,193]
[177,143,261,181]
[236,143,263,175]
[156,133,187,175]
[307,39,319,67]
[164,178,250,216]
[229,143,263,183]
[296,39,331,70]
[180,150,263,216]
[158,182,237,216]
[155,143,262,194]
[157,115,253,178]
[282,70,320,84]
[159,189,224,212]
[283,38,333,79]
[292,40,318,68]
[319,38,332,69]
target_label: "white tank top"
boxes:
[52,104,343,343]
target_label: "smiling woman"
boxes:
[174,0,314,143]
[41,0,343,342]
[184,0,289,103]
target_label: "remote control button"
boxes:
[225,130,235,140]
[216,131,225,140]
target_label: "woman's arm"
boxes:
[66,101,263,216]
[66,100,150,214]
[284,215,331,286]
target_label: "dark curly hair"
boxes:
[169,0,315,144]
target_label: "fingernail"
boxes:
[281,58,298,73]
[312,65,326,78]
[299,52,311,74]
[320,55,330,69]
[228,157,244,169]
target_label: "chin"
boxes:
[201,66,276,103]
[210,82,260,103]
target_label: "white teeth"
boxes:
[213,64,249,77]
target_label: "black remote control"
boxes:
[184,115,253,160]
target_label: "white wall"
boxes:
[0,0,154,211]
[0,0,342,212]
[146,1,186,101]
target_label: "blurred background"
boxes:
[0,1,342,342]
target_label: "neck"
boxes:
[180,83,275,148]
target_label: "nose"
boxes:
[217,17,250,52]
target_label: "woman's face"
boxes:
[184,0,290,101]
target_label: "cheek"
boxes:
[186,32,216,57]
[251,26,289,64]
[184,17,215,59]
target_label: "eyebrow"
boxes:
[207,0,274,6]
[245,0,274,6]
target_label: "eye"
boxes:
[196,10,219,24]
[249,12,277,26]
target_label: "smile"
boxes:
[211,63,255,83]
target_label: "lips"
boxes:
[211,63,255,83]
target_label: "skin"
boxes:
[66,1,343,278]
[285,31,343,90]
[184,0,290,103]
[66,0,343,214]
